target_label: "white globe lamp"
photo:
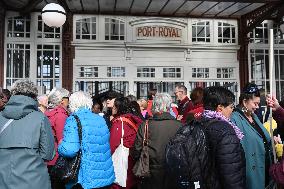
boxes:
[41,3,66,28]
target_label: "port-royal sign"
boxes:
[136,26,182,38]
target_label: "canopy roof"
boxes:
[0,0,281,18]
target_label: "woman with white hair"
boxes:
[58,91,115,189]
[133,93,182,189]
[37,94,48,113]
[0,79,54,189]
[45,87,70,189]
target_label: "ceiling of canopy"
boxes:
[0,0,281,19]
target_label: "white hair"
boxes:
[48,87,69,108]
[69,91,93,113]
[37,95,48,107]
[10,79,38,98]
[152,93,172,114]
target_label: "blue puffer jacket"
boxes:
[58,108,115,189]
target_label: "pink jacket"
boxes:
[45,106,68,165]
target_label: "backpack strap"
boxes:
[120,117,138,132]
[0,119,14,135]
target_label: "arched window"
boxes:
[105,18,125,40]
[75,17,97,40]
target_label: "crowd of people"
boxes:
[0,79,284,189]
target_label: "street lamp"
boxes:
[41,3,66,28]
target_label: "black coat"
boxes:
[202,118,246,189]
[133,112,182,189]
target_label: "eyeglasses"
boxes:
[244,86,259,94]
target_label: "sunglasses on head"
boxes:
[244,86,259,94]
[62,97,69,100]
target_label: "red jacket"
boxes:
[147,100,153,117]
[45,106,68,165]
[110,113,143,189]
[177,96,194,124]
[187,103,204,121]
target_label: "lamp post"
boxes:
[41,3,66,28]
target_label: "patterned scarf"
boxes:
[203,110,244,140]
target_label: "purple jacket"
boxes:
[270,107,284,185]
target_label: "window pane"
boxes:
[105,18,125,41]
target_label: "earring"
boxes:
[241,106,248,113]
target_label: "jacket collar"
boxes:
[151,112,176,120]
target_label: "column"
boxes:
[61,13,74,91]
[0,8,5,87]
[238,18,249,90]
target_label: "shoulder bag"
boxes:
[50,114,82,184]
[112,117,129,187]
[133,120,150,178]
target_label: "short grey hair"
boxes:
[48,87,69,108]
[10,79,38,98]
[69,91,93,113]
[152,93,172,114]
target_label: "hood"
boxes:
[151,112,176,121]
[1,95,38,120]
[114,113,144,126]
[45,105,68,118]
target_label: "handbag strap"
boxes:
[0,119,14,135]
[73,115,82,145]
[143,120,149,146]
[120,117,124,144]
[120,117,138,133]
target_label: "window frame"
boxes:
[163,67,182,78]
[107,66,126,78]
[137,67,156,78]
[78,66,99,78]
[192,20,211,43]
[217,21,237,44]
[216,67,234,79]
[36,44,61,93]
[104,17,125,41]
[192,68,210,78]
[73,15,98,41]
[6,15,31,38]
[4,12,63,91]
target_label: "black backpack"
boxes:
[165,120,215,189]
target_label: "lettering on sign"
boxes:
[136,26,182,38]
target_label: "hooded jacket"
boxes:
[0,95,55,189]
[133,112,182,189]
[110,113,143,189]
[58,108,115,189]
[45,105,68,165]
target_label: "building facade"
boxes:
[3,11,284,99]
